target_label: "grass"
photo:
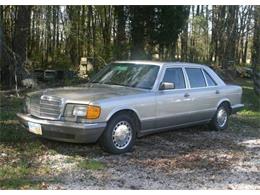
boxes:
[228,78,260,136]
[0,152,53,189]
[0,93,106,189]
[0,178,43,189]
[0,163,54,189]
[0,95,32,142]
[78,159,105,170]
[0,95,53,189]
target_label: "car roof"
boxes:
[113,60,209,69]
[114,60,165,66]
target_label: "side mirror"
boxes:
[159,82,175,90]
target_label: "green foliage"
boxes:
[78,159,106,170]
[128,6,189,60]
[240,81,260,112]
[156,6,189,47]
[189,14,209,63]
[1,5,258,89]
[229,79,260,132]
[0,177,42,190]
[52,54,72,70]
[0,96,30,142]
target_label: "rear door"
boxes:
[184,67,218,122]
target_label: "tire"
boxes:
[209,104,230,131]
[99,113,136,154]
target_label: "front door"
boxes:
[155,67,193,129]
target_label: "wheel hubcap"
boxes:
[217,108,227,128]
[112,121,132,149]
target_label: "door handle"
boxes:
[216,90,220,94]
[184,93,190,98]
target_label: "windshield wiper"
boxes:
[103,82,121,86]
[102,82,130,87]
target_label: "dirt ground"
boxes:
[32,120,259,190]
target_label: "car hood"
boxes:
[36,84,147,103]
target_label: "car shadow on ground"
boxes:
[38,124,251,162]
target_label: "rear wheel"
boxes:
[209,104,230,131]
[99,113,136,154]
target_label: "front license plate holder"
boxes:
[28,122,42,135]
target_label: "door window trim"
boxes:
[183,67,219,89]
[185,67,207,89]
[202,68,218,87]
[158,66,187,91]
[202,68,209,86]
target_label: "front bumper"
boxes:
[16,113,106,143]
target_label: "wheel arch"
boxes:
[106,107,142,133]
[216,99,232,114]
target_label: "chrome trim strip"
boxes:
[17,113,107,129]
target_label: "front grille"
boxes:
[28,94,62,120]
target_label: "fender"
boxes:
[216,98,231,109]
[105,105,141,122]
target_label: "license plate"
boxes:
[28,122,42,135]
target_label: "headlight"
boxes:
[64,104,101,119]
[73,105,87,117]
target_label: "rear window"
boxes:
[186,68,206,88]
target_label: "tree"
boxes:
[0,6,32,88]
[252,6,260,95]
[13,6,32,84]
[114,5,127,60]
[129,6,146,60]
[156,6,189,60]
[180,6,190,61]
[66,6,81,66]
[99,6,113,61]
[0,5,258,89]
[222,6,239,69]
[186,5,209,63]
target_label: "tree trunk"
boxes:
[91,6,96,66]
[66,6,80,66]
[181,6,190,61]
[130,6,146,60]
[242,6,252,64]
[87,5,92,57]
[222,6,239,70]
[252,6,260,95]
[12,6,32,84]
[114,5,127,60]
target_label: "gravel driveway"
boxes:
[31,117,260,190]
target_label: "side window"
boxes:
[186,68,206,88]
[162,68,186,89]
[203,69,217,86]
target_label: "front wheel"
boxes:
[209,104,230,131]
[99,114,136,154]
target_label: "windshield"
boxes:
[91,63,160,89]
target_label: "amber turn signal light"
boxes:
[86,105,101,119]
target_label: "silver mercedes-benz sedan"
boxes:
[17,61,244,154]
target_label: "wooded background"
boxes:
[0,5,259,91]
